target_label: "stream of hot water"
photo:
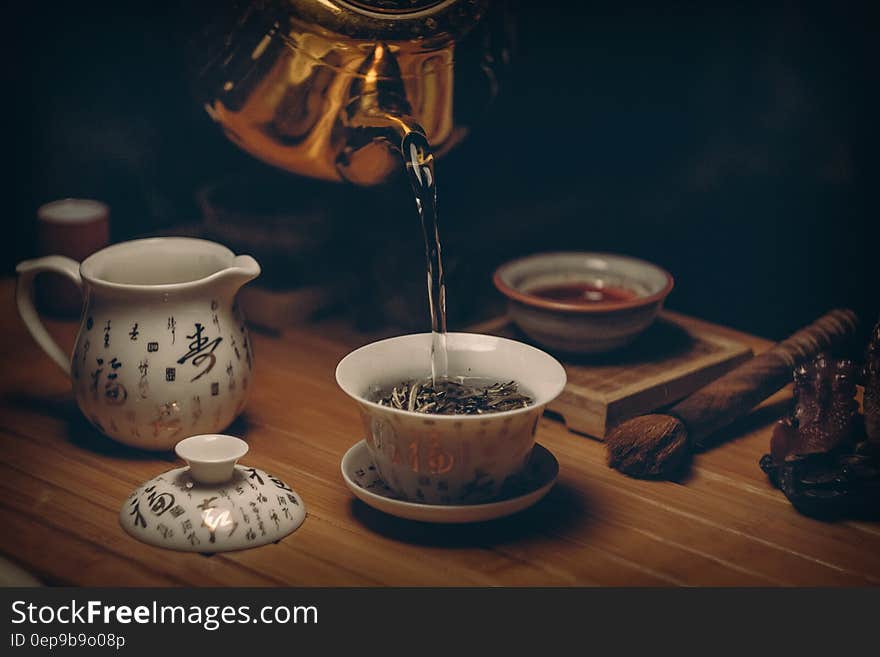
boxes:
[402,131,448,387]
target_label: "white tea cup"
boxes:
[336,333,566,504]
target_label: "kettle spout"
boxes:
[334,42,425,185]
[219,255,261,290]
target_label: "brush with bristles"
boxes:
[606,309,860,479]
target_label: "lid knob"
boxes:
[174,434,249,485]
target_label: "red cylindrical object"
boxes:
[35,198,110,316]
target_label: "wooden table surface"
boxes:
[1,279,878,587]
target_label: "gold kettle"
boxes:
[194,0,511,185]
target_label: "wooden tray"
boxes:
[471,312,753,439]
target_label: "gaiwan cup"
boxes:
[335,333,566,505]
[493,252,674,354]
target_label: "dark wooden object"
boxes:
[607,309,859,478]
[471,313,753,438]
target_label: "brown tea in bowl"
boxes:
[530,281,638,304]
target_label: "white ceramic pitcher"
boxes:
[16,237,261,450]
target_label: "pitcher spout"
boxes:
[218,255,261,291]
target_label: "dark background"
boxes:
[3,1,876,339]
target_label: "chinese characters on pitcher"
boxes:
[74,299,254,448]
[177,322,222,382]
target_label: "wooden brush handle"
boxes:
[671,309,859,449]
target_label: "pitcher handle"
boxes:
[15,256,82,377]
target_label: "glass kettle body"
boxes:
[193,0,511,185]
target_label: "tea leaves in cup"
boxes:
[373,377,534,415]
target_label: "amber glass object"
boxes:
[192,0,511,185]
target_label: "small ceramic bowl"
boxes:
[335,333,566,505]
[493,252,674,353]
[175,433,249,485]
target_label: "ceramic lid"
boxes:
[120,435,305,553]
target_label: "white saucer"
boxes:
[341,441,559,523]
